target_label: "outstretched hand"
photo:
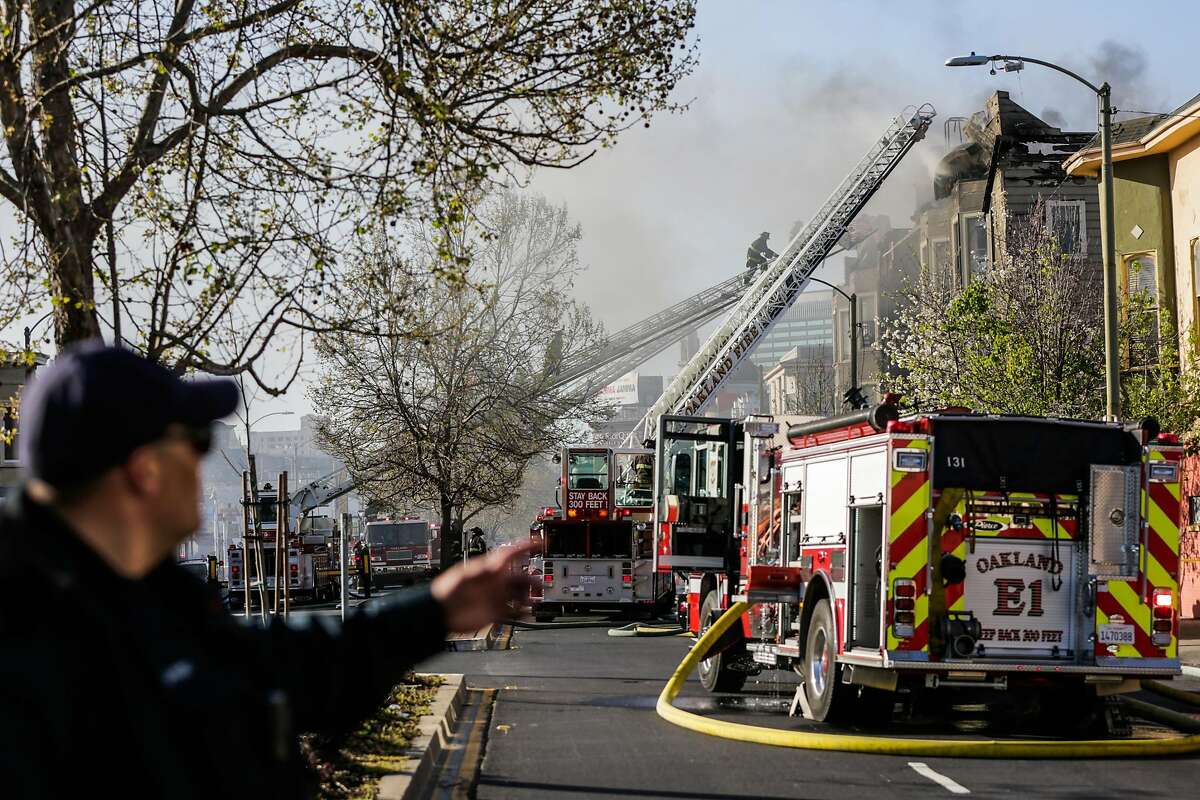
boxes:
[430,540,541,633]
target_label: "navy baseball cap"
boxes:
[18,340,240,488]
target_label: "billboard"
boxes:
[598,372,639,406]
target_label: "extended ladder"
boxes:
[626,104,936,445]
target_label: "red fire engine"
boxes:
[656,401,1183,721]
[364,517,436,585]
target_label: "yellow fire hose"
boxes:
[656,600,1200,758]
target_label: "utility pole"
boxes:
[945,52,1121,419]
[1099,82,1121,421]
[339,512,351,622]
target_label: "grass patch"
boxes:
[304,674,444,799]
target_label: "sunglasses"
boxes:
[165,424,213,455]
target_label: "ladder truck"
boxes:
[637,103,935,624]
[657,400,1184,725]
[530,446,668,621]
[228,470,360,608]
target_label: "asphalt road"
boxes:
[421,620,1200,800]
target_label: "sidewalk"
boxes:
[1181,618,1200,669]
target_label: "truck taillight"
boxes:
[892,579,916,638]
[231,565,240,577]
[290,563,299,575]
[622,575,632,584]
[1152,588,1174,644]
[543,574,553,585]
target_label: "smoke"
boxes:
[530,49,933,364]
[1088,40,1164,117]
[1040,107,1066,128]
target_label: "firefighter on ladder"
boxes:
[744,231,778,285]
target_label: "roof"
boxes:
[1064,90,1200,176]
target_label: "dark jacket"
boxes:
[0,492,447,798]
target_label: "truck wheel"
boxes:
[698,590,747,693]
[803,598,847,722]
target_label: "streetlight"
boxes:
[807,276,862,409]
[241,410,295,465]
[945,51,1120,421]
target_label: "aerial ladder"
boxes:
[624,103,936,445]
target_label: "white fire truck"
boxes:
[656,401,1184,721]
[531,446,668,621]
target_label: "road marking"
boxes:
[908,762,970,794]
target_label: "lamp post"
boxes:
[242,410,295,463]
[807,276,860,408]
[945,52,1120,421]
[22,308,55,380]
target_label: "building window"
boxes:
[1046,200,1088,256]
[857,293,878,348]
[960,212,990,282]
[1192,238,1200,331]
[1190,495,1200,527]
[835,308,850,362]
[2,400,16,462]
[931,238,952,278]
[1122,252,1159,370]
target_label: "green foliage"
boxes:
[882,202,1104,418]
[884,202,1200,442]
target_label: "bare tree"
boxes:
[311,192,608,569]
[0,0,698,392]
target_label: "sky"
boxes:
[10,0,1200,432]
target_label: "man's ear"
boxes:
[123,446,162,498]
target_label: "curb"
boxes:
[444,623,498,652]
[376,673,466,800]
[1182,664,1200,679]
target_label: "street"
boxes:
[422,618,1200,799]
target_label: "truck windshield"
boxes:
[614,452,654,507]
[367,522,427,547]
[567,451,608,490]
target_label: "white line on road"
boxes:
[908,762,970,794]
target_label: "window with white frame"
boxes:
[1123,252,1159,370]
[857,293,878,348]
[1046,200,1088,256]
[960,212,990,282]
[1192,238,1200,325]
[835,307,850,361]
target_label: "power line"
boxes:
[1113,108,1200,121]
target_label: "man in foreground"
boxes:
[0,342,535,797]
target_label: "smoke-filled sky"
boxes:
[530,0,1197,377]
[12,1,1197,428]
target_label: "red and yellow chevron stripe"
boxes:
[887,437,931,652]
[1095,446,1182,659]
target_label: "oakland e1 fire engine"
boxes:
[364,517,437,584]
[655,401,1183,721]
[530,446,669,621]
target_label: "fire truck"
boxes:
[530,446,668,621]
[228,484,337,605]
[656,401,1184,721]
[364,518,436,585]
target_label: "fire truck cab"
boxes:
[531,446,667,622]
[656,402,1184,720]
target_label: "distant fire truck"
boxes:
[656,402,1183,720]
[365,518,436,585]
[531,447,668,621]
[228,485,336,605]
